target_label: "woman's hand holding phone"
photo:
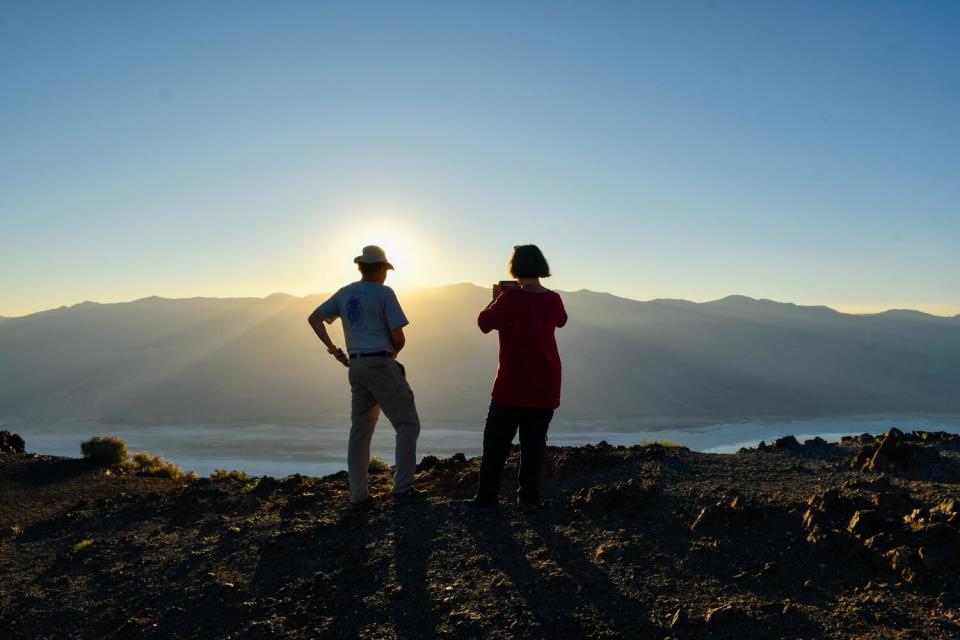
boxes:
[492,280,518,301]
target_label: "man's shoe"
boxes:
[350,495,375,509]
[392,487,427,501]
[462,496,498,511]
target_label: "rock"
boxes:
[571,479,648,510]
[884,546,914,572]
[931,499,958,522]
[416,455,440,472]
[704,604,742,624]
[916,430,960,442]
[863,532,894,551]
[803,488,844,533]
[640,442,667,457]
[848,510,886,538]
[773,435,800,449]
[804,436,829,446]
[691,506,714,531]
[918,545,950,571]
[755,561,781,581]
[0,431,25,454]
[594,542,628,562]
[668,608,687,628]
[280,473,305,487]
[849,447,873,471]
[691,494,752,532]
[850,428,938,473]
[871,492,912,511]
[807,487,842,510]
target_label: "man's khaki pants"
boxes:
[347,356,421,503]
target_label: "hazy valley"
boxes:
[2,284,959,430]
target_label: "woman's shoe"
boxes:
[392,486,427,502]
[349,495,375,509]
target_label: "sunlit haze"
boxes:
[2,2,958,318]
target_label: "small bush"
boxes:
[240,478,261,494]
[211,469,250,481]
[639,440,685,448]
[368,456,391,473]
[127,452,193,480]
[81,436,128,467]
[72,538,94,554]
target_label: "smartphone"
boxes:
[492,280,519,299]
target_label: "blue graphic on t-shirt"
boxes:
[346,296,363,327]
[312,281,409,354]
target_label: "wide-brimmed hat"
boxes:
[354,245,395,270]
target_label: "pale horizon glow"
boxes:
[2,3,958,319]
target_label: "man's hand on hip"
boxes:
[328,345,350,367]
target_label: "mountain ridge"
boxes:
[1,285,959,425]
[3,285,957,321]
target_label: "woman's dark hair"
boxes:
[357,261,386,275]
[509,244,551,279]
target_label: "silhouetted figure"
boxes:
[307,245,424,507]
[465,244,567,510]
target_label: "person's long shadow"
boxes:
[522,511,655,637]
[463,505,655,639]
[463,511,594,639]
[248,507,387,638]
[390,499,443,639]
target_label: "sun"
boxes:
[324,216,428,290]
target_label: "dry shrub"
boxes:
[72,538,94,554]
[211,469,250,481]
[638,440,685,448]
[81,436,128,467]
[369,455,391,473]
[128,452,196,480]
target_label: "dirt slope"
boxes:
[2,430,960,639]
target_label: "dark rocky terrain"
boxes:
[3,428,960,639]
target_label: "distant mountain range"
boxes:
[1,285,959,426]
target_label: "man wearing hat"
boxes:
[308,245,424,506]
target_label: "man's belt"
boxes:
[349,351,394,359]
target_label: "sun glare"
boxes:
[323,215,429,291]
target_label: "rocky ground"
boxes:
[2,427,960,639]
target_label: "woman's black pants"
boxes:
[476,400,554,503]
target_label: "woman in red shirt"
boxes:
[465,245,567,509]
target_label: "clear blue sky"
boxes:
[2,1,958,317]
